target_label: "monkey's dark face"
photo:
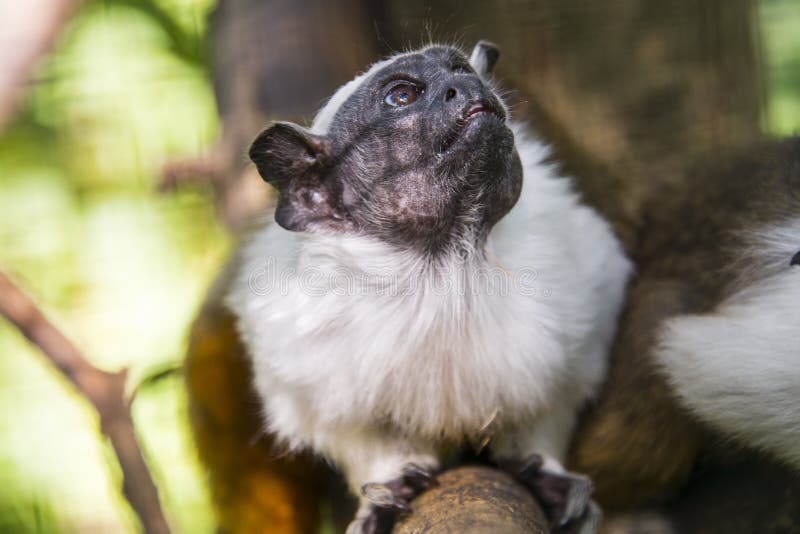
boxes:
[250,43,522,253]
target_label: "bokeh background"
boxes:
[1,1,223,532]
[0,0,799,532]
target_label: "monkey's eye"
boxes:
[384,83,420,107]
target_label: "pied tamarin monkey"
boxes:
[185,44,800,534]
[227,41,630,533]
[191,40,631,534]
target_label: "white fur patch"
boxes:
[657,218,800,468]
[310,58,391,135]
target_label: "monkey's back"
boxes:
[570,137,800,521]
[636,136,800,304]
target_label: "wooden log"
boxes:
[394,466,550,534]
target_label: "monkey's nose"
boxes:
[443,77,487,105]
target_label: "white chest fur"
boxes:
[228,130,631,449]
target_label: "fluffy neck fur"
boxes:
[229,125,631,446]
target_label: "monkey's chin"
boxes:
[437,110,497,152]
[456,114,508,149]
[441,116,513,172]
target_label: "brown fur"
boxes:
[570,278,705,507]
[569,138,800,512]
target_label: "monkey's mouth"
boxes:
[440,101,504,153]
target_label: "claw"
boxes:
[402,463,439,492]
[516,454,545,479]
[552,472,592,527]
[347,464,439,534]
[362,483,412,512]
[498,455,600,533]
[559,500,602,534]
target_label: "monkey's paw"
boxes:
[345,464,438,534]
[500,455,602,534]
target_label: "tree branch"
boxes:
[394,466,550,534]
[0,270,171,534]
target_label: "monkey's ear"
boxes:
[469,40,500,78]
[249,121,332,188]
[249,122,347,232]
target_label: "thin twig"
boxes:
[0,270,171,534]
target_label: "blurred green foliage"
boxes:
[0,0,224,532]
[761,0,800,135]
[0,1,799,533]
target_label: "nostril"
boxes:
[445,88,457,101]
